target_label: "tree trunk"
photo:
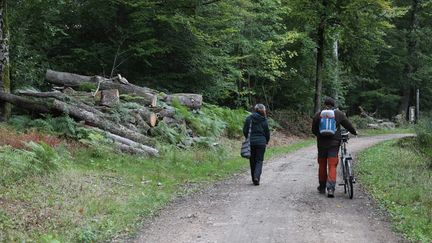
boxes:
[100,89,120,107]
[313,0,328,114]
[332,33,340,101]
[45,69,158,107]
[17,90,105,117]
[0,0,10,120]
[132,111,151,133]
[136,108,157,127]
[115,142,158,156]
[88,126,159,157]
[0,92,51,113]
[52,100,156,146]
[155,106,176,118]
[164,93,203,109]
[399,0,419,117]
[46,69,92,86]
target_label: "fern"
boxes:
[0,142,68,186]
[9,115,90,139]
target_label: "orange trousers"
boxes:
[318,156,339,190]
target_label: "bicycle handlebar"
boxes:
[341,129,350,142]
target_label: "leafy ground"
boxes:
[357,138,432,242]
[0,127,312,242]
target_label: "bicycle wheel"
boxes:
[339,157,347,193]
[345,159,354,199]
[348,178,354,199]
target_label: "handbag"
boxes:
[240,120,252,158]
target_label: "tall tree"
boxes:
[0,0,10,120]
[313,0,328,113]
[399,0,419,116]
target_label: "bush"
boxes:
[414,117,432,167]
[349,115,374,129]
[415,118,432,146]
[200,104,250,138]
[172,101,249,139]
[151,121,190,146]
[270,110,311,136]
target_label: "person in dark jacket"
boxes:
[312,97,357,197]
[243,104,270,185]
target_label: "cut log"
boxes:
[132,111,151,133]
[100,89,120,107]
[0,92,51,113]
[156,106,176,118]
[98,82,157,107]
[87,126,159,156]
[115,142,158,156]
[45,70,158,107]
[111,137,158,156]
[17,90,66,101]
[164,93,203,109]
[46,69,92,86]
[380,122,396,129]
[52,100,156,146]
[124,123,139,132]
[62,87,76,95]
[17,90,105,117]
[136,108,157,127]
[367,124,380,129]
[120,94,157,106]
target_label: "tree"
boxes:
[0,0,10,120]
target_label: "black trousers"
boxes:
[249,145,266,181]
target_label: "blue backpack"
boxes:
[319,109,336,136]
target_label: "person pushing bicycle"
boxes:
[311,97,357,198]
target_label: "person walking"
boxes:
[312,97,357,197]
[243,104,270,186]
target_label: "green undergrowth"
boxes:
[9,115,91,139]
[0,137,313,242]
[357,139,432,242]
[172,101,250,139]
[358,127,414,136]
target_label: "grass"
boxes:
[358,127,414,136]
[0,137,313,242]
[357,138,432,242]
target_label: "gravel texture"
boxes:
[132,134,412,243]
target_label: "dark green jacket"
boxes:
[243,113,270,146]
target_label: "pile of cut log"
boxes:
[359,106,396,129]
[0,70,204,157]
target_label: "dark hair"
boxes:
[254,103,266,116]
[324,97,336,107]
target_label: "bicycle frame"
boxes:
[340,131,354,199]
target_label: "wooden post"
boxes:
[416,88,420,123]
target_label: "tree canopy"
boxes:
[8,0,432,117]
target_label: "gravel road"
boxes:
[133,134,412,243]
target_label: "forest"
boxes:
[0,1,431,242]
[4,0,432,118]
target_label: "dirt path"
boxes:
[133,134,412,243]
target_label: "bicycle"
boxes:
[339,130,355,199]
